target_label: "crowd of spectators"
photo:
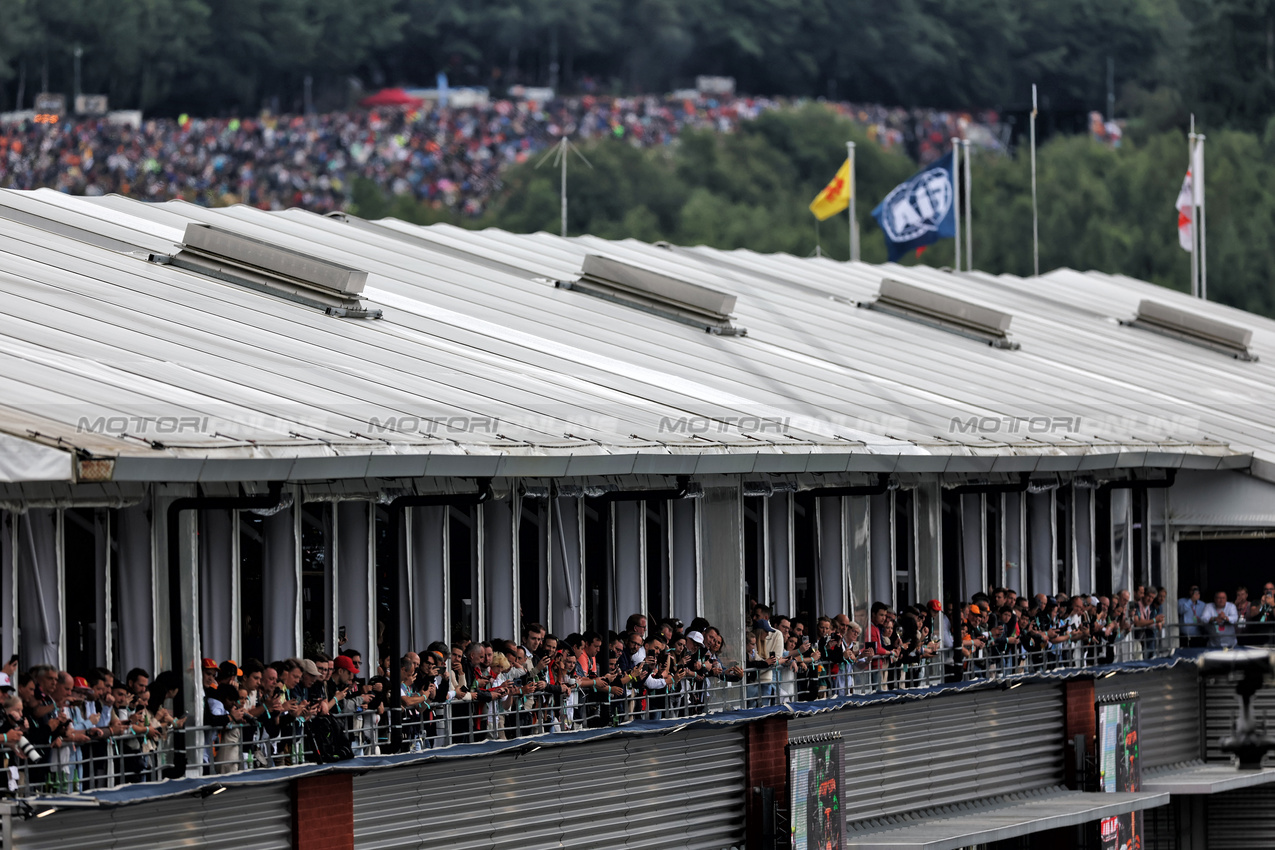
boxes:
[5,578,1224,795]
[0,94,1004,216]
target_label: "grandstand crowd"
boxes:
[0,579,1256,796]
[0,94,1003,216]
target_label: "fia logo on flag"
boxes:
[878,167,953,243]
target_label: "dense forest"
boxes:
[2,0,1274,313]
[0,0,1273,131]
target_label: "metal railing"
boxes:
[0,625,1245,798]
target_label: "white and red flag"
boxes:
[1177,142,1205,252]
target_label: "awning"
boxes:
[844,788,1169,850]
[0,433,73,482]
[1142,762,1275,795]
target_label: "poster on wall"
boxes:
[789,734,844,850]
[1096,692,1141,850]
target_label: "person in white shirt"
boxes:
[1202,591,1240,648]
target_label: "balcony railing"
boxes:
[5,626,1221,798]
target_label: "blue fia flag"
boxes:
[870,158,956,261]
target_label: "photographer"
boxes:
[1202,591,1240,649]
[1,693,39,793]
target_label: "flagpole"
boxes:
[560,138,569,238]
[1030,84,1039,277]
[1198,134,1207,300]
[1188,116,1197,298]
[962,138,972,271]
[846,141,858,261]
[951,137,961,271]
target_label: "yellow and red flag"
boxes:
[808,158,852,221]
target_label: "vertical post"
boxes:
[1197,134,1207,300]
[1188,117,1198,299]
[560,139,568,238]
[1030,84,1040,278]
[962,139,973,271]
[951,138,961,271]
[846,141,858,261]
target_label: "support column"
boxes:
[293,774,353,850]
[744,716,790,850]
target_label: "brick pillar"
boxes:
[293,774,354,850]
[1063,678,1096,789]
[745,716,789,850]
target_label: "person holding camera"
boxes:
[1202,591,1239,648]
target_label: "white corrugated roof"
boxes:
[0,188,1267,483]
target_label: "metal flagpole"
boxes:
[560,139,568,237]
[962,138,972,271]
[951,137,961,271]
[1030,85,1039,277]
[536,137,591,238]
[1197,134,1207,300]
[1188,116,1197,298]
[847,141,858,261]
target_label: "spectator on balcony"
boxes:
[1202,591,1239,648]
[1178,586,1206,647]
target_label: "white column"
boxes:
[766,493,795,617]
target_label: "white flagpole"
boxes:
[951,137,961,271]
[560,138,569,237]
[962,138,972,271]
[847,141,858,261]
[1188,116,1197,298]
[1197,134,1207,300]
[1030,85,1039,277]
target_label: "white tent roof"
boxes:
[0,188,1267,484]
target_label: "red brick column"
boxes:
[1063,678,1096,789]
[293,774,354,850]
[744,716,789,850]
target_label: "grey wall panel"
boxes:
[869,493,893,610]
[1097,666,1202,768]
[352,727,745,850]
[789,683,1065,823]
[1206,785,1275,849]
[1206,681,1275,766]
[13,785,291,850]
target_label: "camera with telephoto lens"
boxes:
[13,735,41,762]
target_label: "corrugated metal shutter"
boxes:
[353,727,745,850]
[788,683,1064,823]
[1206,785,1275,848]
[12,785,290,850]
[1205,681,1275,765]
[1096,666,1202,768]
